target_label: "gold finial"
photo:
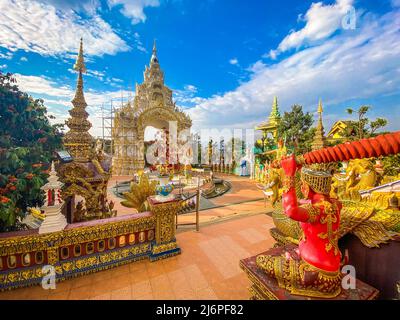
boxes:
[74,37,87,73]
[318,98,323,114]
[273,96,278,108]
[153,39,157,53]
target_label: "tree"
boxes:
[0,72,64,232]
[277,104,315,155]
[346,106,387,140]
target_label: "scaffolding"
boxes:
[95,96,130,155]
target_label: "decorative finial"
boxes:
[153,39,157,53]
[150,39,159,64]
[50,161,56,175]
[73,37,86,73]
[318,98,323,114]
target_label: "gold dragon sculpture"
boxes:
[263,159,400,248]
[121,174,158,212]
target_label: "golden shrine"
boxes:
[255,96,281,145]
[59,39,113,223]
[112,41,192,175]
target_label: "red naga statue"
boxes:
[256,131,400,298]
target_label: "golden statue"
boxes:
[121,174,158,212]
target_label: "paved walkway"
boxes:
[0,213,275,300]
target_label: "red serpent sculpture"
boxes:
[302,131,400,164]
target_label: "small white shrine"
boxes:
[39,161,67,234]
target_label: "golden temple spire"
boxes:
[153,39,157,54]
[269,96,281,125]
[150,39,159,65]
[311,99,326,151]
[73,38,86,73]
[317,98,323,114]
[63,38,93,162]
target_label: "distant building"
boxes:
[326,120,354,142]
[255,97,281,150]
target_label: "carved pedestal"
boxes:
[148,196,181,261]
[240,247,379,300]
[39,204,67,234]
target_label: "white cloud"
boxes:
[274,0,354,57]
[184,84,197,93]
[107,0,160,24]
[229,58,239,65]
[0,0,130,57]
[187,8,400,133]
[0,51,13,60]
[0,64,7,69]
[20,56,28,62]
[173,85,206,108]
[14,74,72,97]
[13,73,132,137]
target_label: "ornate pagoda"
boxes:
[256,96,281,145]
[59,38,113,222]
[63,38,93,162]
[112,40,191,175]
[311,99,326,151]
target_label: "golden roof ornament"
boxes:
[63,38,93,162]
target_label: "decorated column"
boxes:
[39,162,67,234]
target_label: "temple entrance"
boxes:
[112,43,191,176]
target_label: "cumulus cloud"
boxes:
[107,0,160,24]
[187,8,400,133]
[173,84,206,109]
[0,0,130,57]
[229,58,239,65]
[271,0,355,58]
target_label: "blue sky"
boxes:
[0,0,399,138]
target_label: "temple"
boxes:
[1,35,399,303]
[112,41,192,175]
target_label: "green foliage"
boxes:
[345,106,387,140]
[0,72,64,232]
[381,154,400,177]
[277,104,315,155]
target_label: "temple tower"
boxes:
[311,99,326,151]
[63,38,93,162]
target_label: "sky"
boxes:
[0,0,399,140]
